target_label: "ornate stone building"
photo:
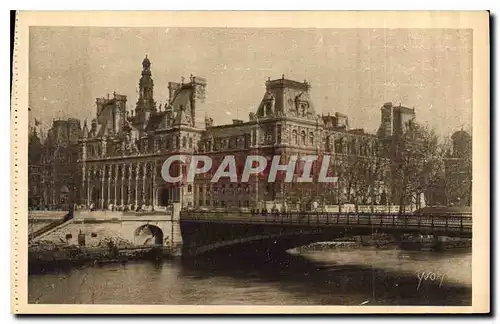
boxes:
[445,130,472,207]
[28,119,82,210]
[78,57,414,211]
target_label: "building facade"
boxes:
[28,119,82,210]
[444,130,472,207]
[77,57,417,212]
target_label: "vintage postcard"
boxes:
[11,11,490,314]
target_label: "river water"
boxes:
[28,247,471,306]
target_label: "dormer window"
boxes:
[266,103,273,116]
[262,91,275,117]
[294,92,310,117]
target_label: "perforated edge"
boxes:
[11,11,20,314]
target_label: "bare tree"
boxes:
[388,122,446,213]
[328,137,389,213]
[358,143,389,212]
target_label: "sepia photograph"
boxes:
[11,11,490,314]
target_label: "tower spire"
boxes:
[134,55,155,128]
[141,55,151,76]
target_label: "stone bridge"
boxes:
[179,210,473,256]
[30,208,472,258]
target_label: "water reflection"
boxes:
[28,248,471,306]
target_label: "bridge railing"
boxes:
[180,211,472,234]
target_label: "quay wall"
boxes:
[30,203,182,253]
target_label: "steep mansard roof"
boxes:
[256,77,316,120]
[145,112,167,132]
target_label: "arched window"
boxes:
[182,136,187,148]
[335,138,343,154]
[301,131,306,146]
[292,130,298,145]
[300,103,306,116]
[187,185,192,193]
[371,142,376,156]
[309,132,314,146]
[175,136,180,149]
[350,139,356,155]
[265,132,273,144]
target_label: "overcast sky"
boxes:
[29,27,472,138]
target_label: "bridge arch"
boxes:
[180,211,472,256]
[185,229,347,256]
[134,224,164,246]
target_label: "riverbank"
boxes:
[29,233,471,274]
[293,241,394,253]
[293,235,472,253]
[404,239,473,252]
[28,244,179,274]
